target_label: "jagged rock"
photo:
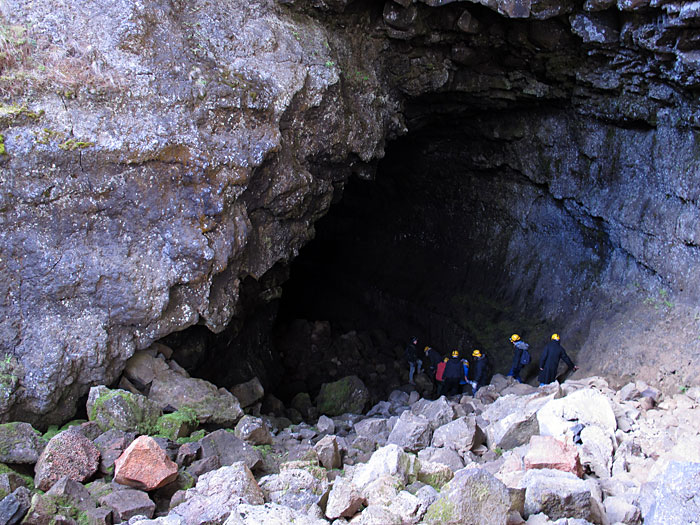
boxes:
[423,468,511,525]
[352,444,419,490]
[524,435,583,477]
[93,429,137,475]
[186,456,220,480]
[155,408,199,441]
[354,417,390,437]
[316,415,335,435]
[579,425,615,478]
[325,476,365,520]
[87,386,162,434]
[387,411,432,452]
[316,376,370,417]
[114,435,179,491]
[123,351,169,390]
[410,397,454,430]
[417,460,454,489]
[225,502,328,525]
[387,490,424,523]
[170,463,264,523]
[0,423,47,464]
[231,378,265,409]
[148,369,242,426]
[349,504,402,524]
[176,442,201,468]
[361,475,403,507]
[0,470,29,500]
[519,469,605,524]
[604,495,641,524]
[643,461,700,524]
[417,447,465,472]
[537,389,617,440]
[431,416,485,456]
[198,429,263,471]
[234,416,273,446]
[0,486,31,525]
[99,488,155,521]
[314,435,342,470]
[34,429,101,491]
[259,468,329,511]
[45,477,96,511]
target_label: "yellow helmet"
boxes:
[510,334,520,342]
[551,333,560,341]
[472,349,482,358]
[452,349,459,358]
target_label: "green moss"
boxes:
[176,429,206,445]
[89,388,159,435]
[424,497,457,524]
[0,462,34,492]
[0,135,5,156]
[253,444,273,458]
[57,138,94,151]
[154,408,198,441]
[42,420,85,441]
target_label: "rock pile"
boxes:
[0,345,697,524]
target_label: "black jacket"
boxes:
[538,340,575,384]
[444,357,464,380]
[470,355,489,385]
[404,343,419,363]
[425,348,442,371]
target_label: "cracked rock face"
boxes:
[2,0,700,422]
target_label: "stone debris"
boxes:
[114,435,179,491]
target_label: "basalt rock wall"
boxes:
[1,0,700,423]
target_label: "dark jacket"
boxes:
[425,348,442,371]
[538,340,575,384]
[470,354,489,385]
[444,357,464,380]
[510,340,529,371]
[404,343,419,363]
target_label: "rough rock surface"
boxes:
[0,422,46,464]
[33,429,101,491]
[114,435,179,491]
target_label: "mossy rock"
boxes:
[316,375,370,416]
[86,386,161,434]
[154,408,198,441]
[0,422,47,464]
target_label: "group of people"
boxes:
[403,337,490,396]
[405,331,578,395]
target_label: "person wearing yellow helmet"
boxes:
[539,333,578,385]
[442,349,465,396]
[469,349,489,393]
[507,333,530,383]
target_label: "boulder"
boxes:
[519,468,606,523]
[259,468,329,511]
[387,411,432,452]
[604,495,641,524]
[423,468,511,525]
[387,490,424,524]
[316,376,370,416]
[537,389,616,439]
[45,477,97,511]
[234,416,273,446]
[87,385,162,434]
[314,435,342,470]
[198,429,263,471]
[155,408,199,441]
[231,378,265,410]
[431,416,485,456]
[417,446,465,472]
[348,504,402,524]
[410,397,454,430]
[417,460,454,489]
[114,435,179,491]
[361,475,403,507]
[123,351,169,390]
[149,369,243,426]
[170,463,264,523]
[354,417,389,437]
[579,425,615,478]
[352,444,419,490]
[99,488,155,521]
[0,486,31,525]
[0,422,47,464]
[644,461,700,524]
[316,415,335,435]
[524,435,583,477]
[34,429,100,491]
[225,502,328,525]
[325,476,366,520]
[291,392,315,420]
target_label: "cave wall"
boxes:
[1,0,700,422]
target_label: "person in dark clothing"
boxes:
[404,337,422,385]
[469,349,489,393]
[423,346,442,376]
[507,333,530,383]
[442,350,465,396]
[539,333,578,385]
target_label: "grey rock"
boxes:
[354,417,389,437]
[387,411,432,452]
[45,477,97,511]
[199,429,263,471]
[604,496,641,525]
[352,444,419,490]
[0,422,46,464]
[259,468,330,510]
[325,476,365,520]
[314,435,342,470]
[123,351,169,390]
[87,386,162,434]
[99,489,155,522]
[431,416,485,456]
[0,487,31,525]
[316,376,370,417]
[231,377,265,409]
[417,446,465,472]
[644,461,700,525]
[94,429,137,475]
[225,502,328,525]
[234,415,273,446]
[410,397,454,430]
[316,415,335,435]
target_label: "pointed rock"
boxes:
[114,435,178,491]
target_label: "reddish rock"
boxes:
[34,429,101,491]
[524,435,583,477]
[114,435,179,491]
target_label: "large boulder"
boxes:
[259,468,329,511]
[34,429,100,491]
[148,369,243,426]
[352,444,419,490]
[170,463,264,523]
[233,416,273,446]
[386,411,432,453]
[0,422,47,464]
[316,376,370,416]
[225,502,328,525]
[410,397,454,430]
[537,389,617,439]
[314,435,341,470]
[114,435,179,491]
[431,416,485,457]
[198,429,263,471]
[231,378,265,409]
[524,435,583,477]
[423,468,511,525]
[87,385,162,434]
[644,461,700,524]
[325,476,365,520]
